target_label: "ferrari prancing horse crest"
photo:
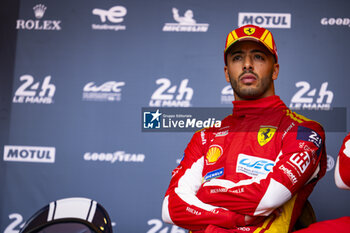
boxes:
[258,126,277,146]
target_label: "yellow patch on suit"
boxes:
[258,126,277,146]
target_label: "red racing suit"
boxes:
[162,95,327,233]
[335,132,350,190]
[292,133,350,233]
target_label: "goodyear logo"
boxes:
[258,126,277,146]
[3,145,55,163]
[236,153,274,177]
[203,168,224,182]
[206,145,223,164]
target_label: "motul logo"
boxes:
[238,12,291,28]
[4,145,55,163]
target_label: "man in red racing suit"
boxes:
[162,25,327,233]
[292,133,350,233]
[335,132,350,190]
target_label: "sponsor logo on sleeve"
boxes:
[279,164,298,185]
[4,145,55,163]
[172,165,183,177]
[297,126,322,148]
[200,130,207,145]
[282,122,295,140]
[289,152,310,174]
[236,154,274,177]
[203,168,224,182]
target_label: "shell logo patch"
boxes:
[244,27,255,35]
[258,126,277,146]
[206,145,223,164]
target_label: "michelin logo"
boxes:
[238,12,291,28]
[163,8,209,32]
[4,145,55,163]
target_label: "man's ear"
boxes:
[224,66,230,83]
[272,63,279,81]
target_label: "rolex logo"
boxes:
[33,4,47,19]
[17,4,62,31]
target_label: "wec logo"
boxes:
[149,78,193,107]
[83,81,125,92]
[82,81,125,102]
[238,12,291,28]
[236,154,274,177]
[239,159,274,171]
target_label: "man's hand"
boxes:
[245,207,283,225]
[244,215,266,225]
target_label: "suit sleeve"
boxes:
[195,121,327,216]
[161,130,246,231]
[334,133,350,190]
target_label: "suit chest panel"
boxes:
[202,116,283,182]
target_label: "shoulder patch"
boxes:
[297,126,322,148]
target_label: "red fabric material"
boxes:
[162,95,327,232]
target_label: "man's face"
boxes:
[224,40,279,101]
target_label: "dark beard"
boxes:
[229,71,274,100]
